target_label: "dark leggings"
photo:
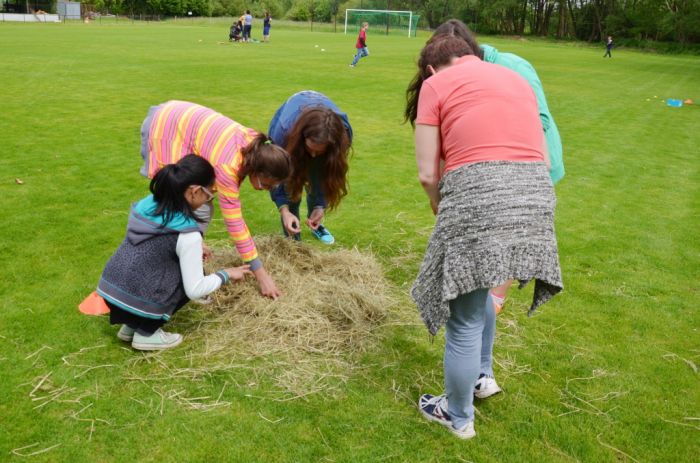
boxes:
[107,299,188,335]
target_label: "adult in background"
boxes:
[243,10,253,42]
[229,20,242,42]
[268,91,353,244]
[141,100,291,299]
[407,35,562,439]
[406,18,566,401]
[263,11,271,42]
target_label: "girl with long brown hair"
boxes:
[268,91,352,244]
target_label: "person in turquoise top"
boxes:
[481,43,564,184]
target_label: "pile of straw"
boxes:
[171,236,394,398]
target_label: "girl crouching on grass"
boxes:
[97,155,251,351]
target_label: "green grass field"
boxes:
[0,20,698,462]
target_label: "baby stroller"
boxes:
[229,22,242,42]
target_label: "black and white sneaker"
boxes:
[418,393,476,439]
[474,374,502,399]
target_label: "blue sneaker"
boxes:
[418,393,476,439]
[310,224,335,245]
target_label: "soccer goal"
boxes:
[344,9,420,38]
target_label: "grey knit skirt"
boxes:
[411,161,563,335]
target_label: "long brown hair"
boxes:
[285,107,351,210]
[239,133,291,182]
[404,19,482,127]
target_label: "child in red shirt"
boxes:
[349,22,369,67]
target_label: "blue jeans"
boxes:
[351,47,368,66]
[444,288,490,429]
[481,293,496,377]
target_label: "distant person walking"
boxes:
[349,22,369,67]
[243,10,253,42]
[263,11,271,42]
[604,36,613,57]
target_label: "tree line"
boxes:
[79,0,700,47]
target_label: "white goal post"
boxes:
[344,9,417,38]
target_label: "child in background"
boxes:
[349,22,369,67]
[263,11,271,42]
[604,36,613,57]
[97,155,251,351]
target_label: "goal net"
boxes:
[344,9,420,38]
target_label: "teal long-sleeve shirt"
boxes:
[481,44,564,184]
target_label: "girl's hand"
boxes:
[202,243,213,262]
[306,208,324,230]
[225,264,252,282]
[281,208,301,235]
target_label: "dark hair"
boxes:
[404,19,482,127]
[246,9,250,14]
[285,107,351,210]
[150,154,215,226]
[419,34,474,70]
[434,20,484,60]
[239,133,291,182]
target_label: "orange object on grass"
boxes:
[79,291,110,315]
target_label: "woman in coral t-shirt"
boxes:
[406,34,563,439]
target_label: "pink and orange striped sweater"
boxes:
[145,101,260,267]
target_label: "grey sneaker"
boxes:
[117,325,136,342]
[131,328,183,351]
[474,374,502,399]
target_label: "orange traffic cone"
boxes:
[79,291,110,315]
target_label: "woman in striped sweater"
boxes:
[140,101,291,299]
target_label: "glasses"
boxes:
[200,186,216,201]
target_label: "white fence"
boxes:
[0,13,61,22]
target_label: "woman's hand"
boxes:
[225,264,251,282]
[280,207,301,235]
[253,266,281,300]
[306,208,324,230]
[430,199,439,215]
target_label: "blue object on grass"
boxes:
[666,99,684,107]
[311,224,335,245]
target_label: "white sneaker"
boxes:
[132,328,183,351]
[474,375,502,399]
[451,420,476,440]
[418,393,476,440]
[116,324,135,342]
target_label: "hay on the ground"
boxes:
[170,236,394,397]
